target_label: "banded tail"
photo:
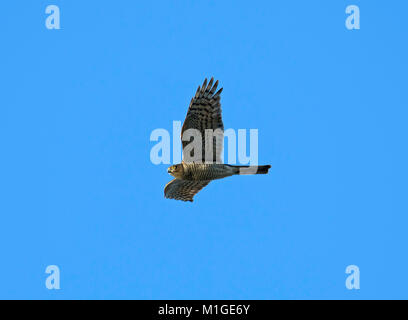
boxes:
[228,165,271,175]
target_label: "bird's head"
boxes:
[167,164,184,179]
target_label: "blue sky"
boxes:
[1,1,407,299]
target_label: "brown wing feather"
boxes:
[181,78,224,163]
[164,179,211,202]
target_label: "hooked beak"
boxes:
[167,168,172,173]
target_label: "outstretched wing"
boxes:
[164,179,211,202]
[181,78,224,163]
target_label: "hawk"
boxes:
[164,78,271,202]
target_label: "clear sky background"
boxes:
[1,1,407,299]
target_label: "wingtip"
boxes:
[214,87,223,97]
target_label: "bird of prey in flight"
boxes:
[164,78,271,202]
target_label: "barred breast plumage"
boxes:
[183,163,235,181]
